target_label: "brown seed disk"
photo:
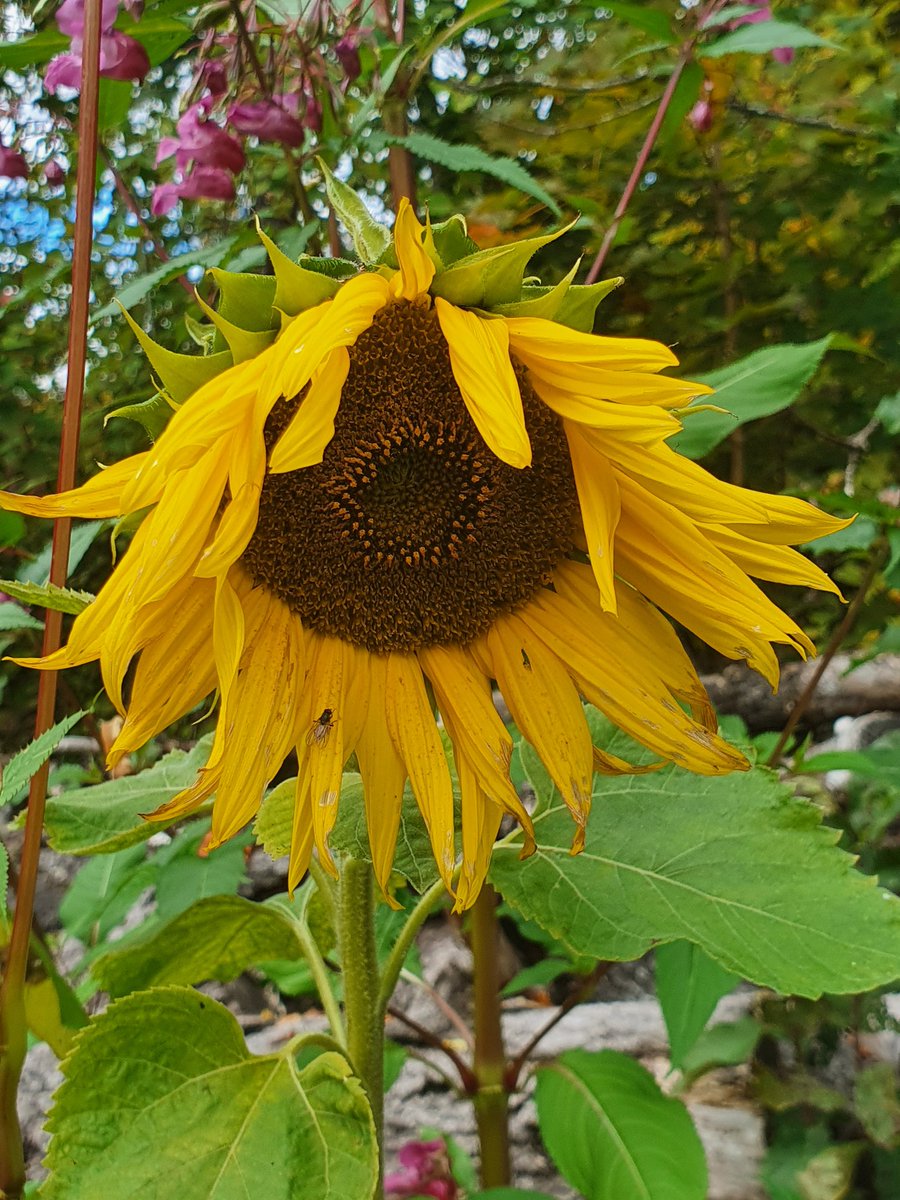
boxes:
[241,298,578,652]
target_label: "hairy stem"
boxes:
[470,885,511,1189]
[339,858,385,1194]
[0,3,102,1194]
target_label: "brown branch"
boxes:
[386,1006,477,1093]
[726,100,883,139]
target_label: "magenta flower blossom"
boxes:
[688,98,713,133]
[157,103,245,174]
[228,98,304,147]
[43,159,66,186]
[334,33,362,83]
[385,1140,457,1200]
[151,165,235,215]
[200,59,228,98]
[0,147,28,179]
[44,0,149,94]
[301,88,323,133]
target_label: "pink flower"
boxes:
[43,159,66,185]
[157,103,245,173]
[228,98,304,147]
[55,0,119,37]
[45,0,149,92]
[201,59,228,97]
[301,88,323,132]
[771,45,795,64]
[385,1139,457,1200]
[151,165,235,214]
[334,33,361,83]
[0,147,27,179]
[688,98,713,133]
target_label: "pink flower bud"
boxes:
[99,30,150,81]
[228,99,304,147]
[334,34,361,83]
[688,98,713,133]
[0,147,28,179]
[201,59,228,97]
[151,165,235,214]
[385,1139,457,1200]
[301,89,323,132]
[44,159,66,185]
[771,45,795,64]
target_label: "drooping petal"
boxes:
[522,587,748,775]
[391,198,436,301]
[715,489,855,545]
[505,316,680,371]
[486,614,593,848]
[384,652,456,893]
[531,378,681,442]
[435,298,531,469]
[106,578,218,768]
[522,356,712,409]
[454,756,503,914]
[706,523,844,597]
[419,644,535,854]
[0,453,148,519]
[268,346,350,474]
[565,423,620,613]
[195,413,267,577]
[357,653,407,904]
[211,567,247,716]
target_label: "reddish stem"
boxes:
[0,1,101,1192]
[585,0,727,283]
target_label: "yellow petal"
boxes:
[205,589,305,845]
[706,523,844,597]
[531,378,681,442]
[522,588,748,775]
[269,346,351,474]
[565,423,620,613]
[486,614,593,843]
[106,578,218,768]
[419,644,535,854]
[718,490,856,545]
[357,653,407,904]
[211,567,247,716]
[288,773,315,893]
[259,273,389,416]
[522,355,712,409]
[384,652,456,893]
[505,316,679,371]
[435,298,531,469]
[453,756,503,913]
[195,415,267,577]
[0,453,148,519]
[391,198,436,301]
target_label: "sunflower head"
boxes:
[1,181,849,909]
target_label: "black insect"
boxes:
[306,707,337,747]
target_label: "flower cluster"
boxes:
[44,0,149,94]
[385,1139,457,1200]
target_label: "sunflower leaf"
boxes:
[104,392,175,440]
[255,218,342,315]
[119,307,232,405]
[44,737,214,855]
[41,987,378,1200]
[432,223,575,308]
[91,895,304,996]
[208,268,278,332]
[490,738,900,998]
[317,160,391,264]
[535,1050,707,1200]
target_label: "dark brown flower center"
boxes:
[241,298,578,652]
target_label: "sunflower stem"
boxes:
[338,856,385,1194]
[470,884,511,1189]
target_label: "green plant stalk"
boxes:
[470,884,511,1189]
[0,2,102,1193]
[377,875,447,1017]
[339,857,385,1194]
[290,906,346,1050]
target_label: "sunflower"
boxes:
[2,197,847,910]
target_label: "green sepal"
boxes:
[555,276,624,332]
[494,259,581,321]
[193,290,277,364]
[317,159,391,263]
[432,220,577,308]
[428,213,479,269]
[254,216,341,316]
[208,268,277,333]
[296,254,360,280]
[104,391,176,440]
[118,304,232,404]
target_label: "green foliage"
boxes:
[654,941,738,1068]
[44,738,213,855]
[491,726,900,998]
[702,19,840,57]
[671,336,839,459]
[535,1049,707,1199]
[0,580,93,616]
[0,712,85,807]
[41,987,378,1200]
[678,1017,761,1087]
[91,895,304,997]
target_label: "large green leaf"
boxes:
[94,237,242,322]
[41,987,378,1200]
[702,19,839,58]
[0,711,85,807]
[59,843,157,943]
[0,579,93,616]
[0,602,42,632]
[655,941,738,1068]
[44,738,213,855]
[91,895,305,997]
[535,1050,707,1200]
[490,745,900,998]
[376,131,562,217]
[601,3,676,43]
[670,335,836,459]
